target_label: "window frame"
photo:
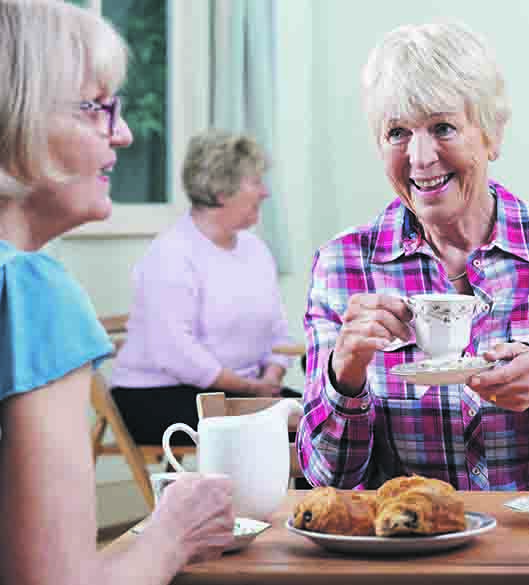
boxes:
[66,0,201,239]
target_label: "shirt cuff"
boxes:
[323,352,371,417]
[263,354,292,371]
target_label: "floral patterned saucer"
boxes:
[390,356,498,385]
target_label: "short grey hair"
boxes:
[362,21,511,146]
[0,0,128,197]
[181,129,268,208]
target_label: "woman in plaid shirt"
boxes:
[298,22,529,491]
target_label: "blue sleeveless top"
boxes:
[0,241,113,403]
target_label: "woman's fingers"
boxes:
[468,345,529,412]
[344,293,411,320]
[343,295,412,343]
[483,341,529,362]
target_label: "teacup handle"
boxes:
[162,423,199,472]
[475,300,490,315]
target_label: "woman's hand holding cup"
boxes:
[149,472,235,566]
[332,293,412,395]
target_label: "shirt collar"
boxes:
[371,198,422,263]
[486,181,529,262]
[371,181,529,265]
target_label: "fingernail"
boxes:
[470,376,480,386]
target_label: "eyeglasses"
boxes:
[79,95,121,137]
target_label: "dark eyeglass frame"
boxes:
[79,95,121,137]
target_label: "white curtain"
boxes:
[211,0,291,272]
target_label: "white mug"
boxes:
[150,472,180,504]
[403,293,487,359]
[161,399,301,521]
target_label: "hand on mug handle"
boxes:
[148,472,235,567]
[332,293,413,393]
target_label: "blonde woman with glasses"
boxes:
[0,2,234,584]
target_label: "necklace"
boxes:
[448,270,467,282]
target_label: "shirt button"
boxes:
[473,259,481,268]
[472,466,480,476]
[360,401,369,410]
[468,408,476,417]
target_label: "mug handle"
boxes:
[162,423,199,472]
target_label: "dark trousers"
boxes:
[111,384,203,446]
[111,384,302,447]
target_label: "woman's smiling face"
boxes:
[378,109,495,224]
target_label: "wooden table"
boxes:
[272,343,306,357]
[110,490,529,585]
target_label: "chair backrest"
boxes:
[92,313,197,510]
[99,313,128,354]
[90,369,156,509]
[196,392,303,478]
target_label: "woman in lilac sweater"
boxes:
[111,130,294,445]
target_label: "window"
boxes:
[102,1,167,203]
[69,0,168,204]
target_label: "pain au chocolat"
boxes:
[292,475,466,537]
[375,475,466,537]
[292,486,376,536]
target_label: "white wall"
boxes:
[282,0,529,241]
[58,0,529,486]
[273,0,529,349]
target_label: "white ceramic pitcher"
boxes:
[162,398,303,520]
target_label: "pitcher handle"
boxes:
[162,423,199,472]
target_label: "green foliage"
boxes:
[121,0,166,142]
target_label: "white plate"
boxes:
[285,512,495,555]
[131,516,271,553]
[390,356,497,385]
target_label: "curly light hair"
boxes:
[181,129,268,208]
[362,21,511,147]
[0,0,128,197]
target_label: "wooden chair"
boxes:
[91,314,195,510]
[271,343,306,357]
[196,392,303,480]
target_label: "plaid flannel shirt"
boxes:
[297,181,529,490]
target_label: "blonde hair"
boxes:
[182,129,268,208]
[0,0,128,197]
[362,21,511,145]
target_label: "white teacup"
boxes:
[162,398,301,521]
[403,293,486,359]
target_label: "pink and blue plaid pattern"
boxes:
[297,181,529,490]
